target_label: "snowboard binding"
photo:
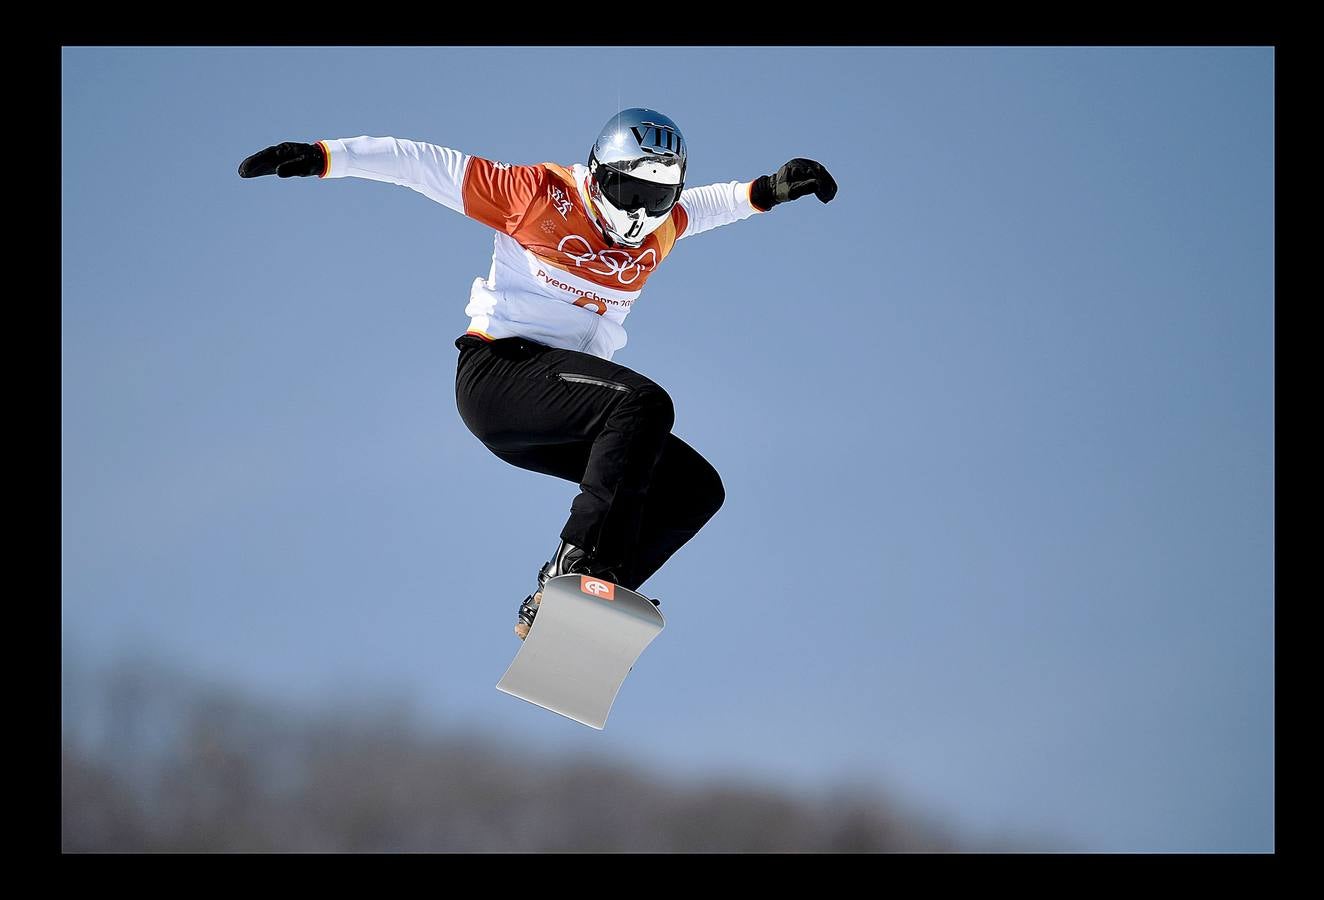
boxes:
[515,540,625,640]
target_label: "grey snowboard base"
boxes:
[497,574,665,729]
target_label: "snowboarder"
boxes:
[238,108,836,639]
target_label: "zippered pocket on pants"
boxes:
[554,372,632,392]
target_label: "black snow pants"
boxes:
[454,334,724,592]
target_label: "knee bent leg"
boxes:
[631,386,676,433]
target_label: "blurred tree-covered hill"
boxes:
[62,655,1020,852]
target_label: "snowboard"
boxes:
[497,574,665,729]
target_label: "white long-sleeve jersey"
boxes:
[318,136,765,360]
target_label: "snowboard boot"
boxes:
[515,539,625,640]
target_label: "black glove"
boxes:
[238,141,327,179]
[750,158,837,210]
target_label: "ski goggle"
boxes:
[594,165,683,217]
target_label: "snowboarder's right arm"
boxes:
[238,137,543,229]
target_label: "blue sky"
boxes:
[61,46,1274,851]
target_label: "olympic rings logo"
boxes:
[557,235,657,286]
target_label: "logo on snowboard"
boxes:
[580,576,616,601]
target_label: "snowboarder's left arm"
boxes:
[675,158,837,241]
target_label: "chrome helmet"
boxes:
[587,108,687,247]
